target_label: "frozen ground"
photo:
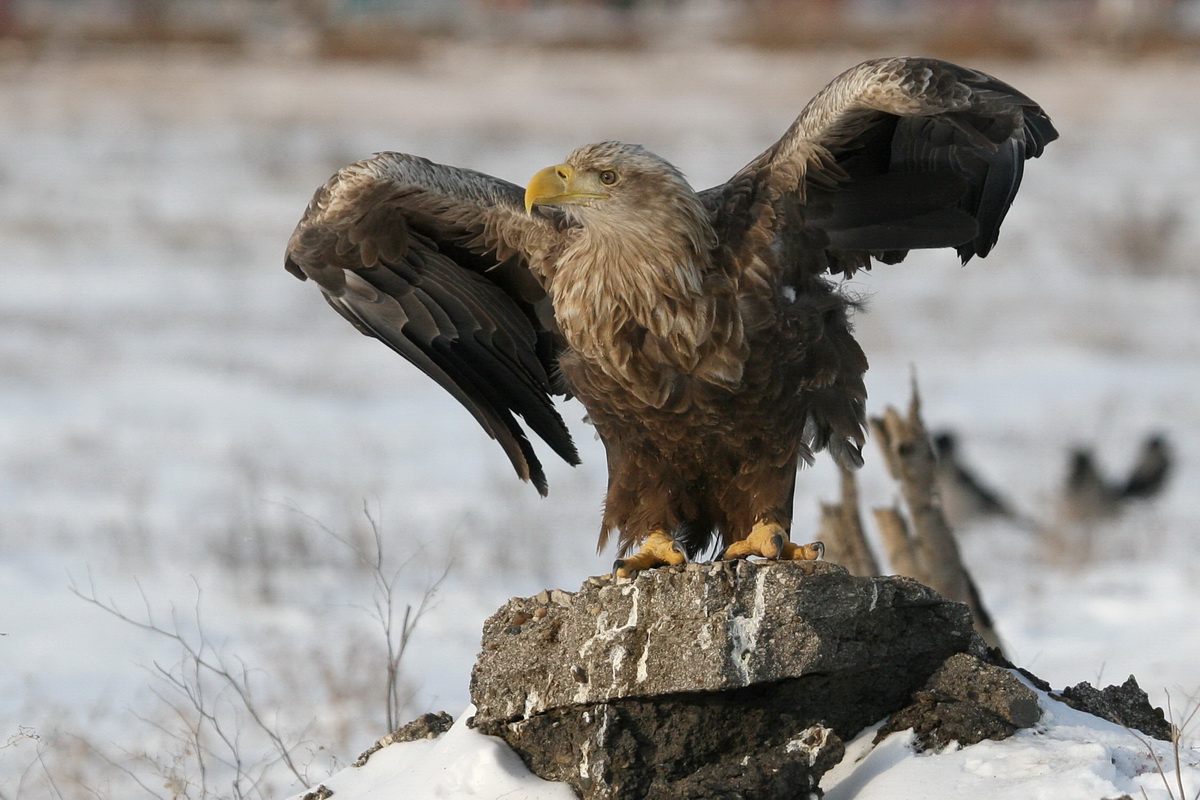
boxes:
[1,43,1198,797]
[291,690,1200,800]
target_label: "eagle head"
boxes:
[525,142,690,213]
[524,141,712,254]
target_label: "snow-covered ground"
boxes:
[1,43,1198,798]
[824,684,1200,800]
[286,689,1200,800]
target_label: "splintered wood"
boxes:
[871,387,972,603]
[756,378,1000,649]
[864,380,1003,652]
[817,462,880,578]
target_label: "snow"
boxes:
[1,42,1199,799]
[285,706,575,800]
[299,688,1200,800]
[823,688,1200,800]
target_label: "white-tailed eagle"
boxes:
[285,57,1056,576]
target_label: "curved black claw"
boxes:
[769,531,787,560]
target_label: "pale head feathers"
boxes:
[538,142,744,405]
[556,142,716,258]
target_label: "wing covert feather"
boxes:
[704,56,1058,276]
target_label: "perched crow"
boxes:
[932,431,1019,529]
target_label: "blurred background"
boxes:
[4,0,1200,55]
[1,2,1198,798]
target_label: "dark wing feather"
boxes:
[699,57,1055,470]
[285,152,578,494]
[703,56,1058,274]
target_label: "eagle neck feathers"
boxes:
[547,198,747,408]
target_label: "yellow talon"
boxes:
[614,530,686,578]
[723,521,824,562]
[723,520,786,560]
[781,540,825,561]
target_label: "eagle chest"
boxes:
[547,244,734,409]
[558,308,811,448]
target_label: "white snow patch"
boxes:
[822,692,1200,800]
[287,705,575,800]
[300,694,1200,800]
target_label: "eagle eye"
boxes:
[598,169,619,186]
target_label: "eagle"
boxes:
[285,57,1056,577]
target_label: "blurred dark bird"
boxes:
[1057,433,1172,527]
[1117,433,1172,501]
[286,57,1055,575]
[932,430,1045,533]
[932,431,1018,528]
[1059,447,1121,525]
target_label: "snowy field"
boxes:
[1,43,1198,798]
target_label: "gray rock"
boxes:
[1055,675,1171,741]
[877,652,1041,751]
[353,711,455,767]
[472,560,982,724]
[490,689,846,799]
[470,559,986,799]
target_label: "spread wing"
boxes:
[285,152,579,495]
[700,57,1056,470]
[703,56,1058,277]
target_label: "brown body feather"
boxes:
[285,57,1057,561]
[567,279,867,558]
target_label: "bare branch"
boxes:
[68,576,310,791]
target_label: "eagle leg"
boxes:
[723,521,825,562]
[613,530,686,578]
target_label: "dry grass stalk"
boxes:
[1130,692,1200,800]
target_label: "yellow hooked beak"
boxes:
[524,163,611,214]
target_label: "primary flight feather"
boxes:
[285,57,1057,575]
